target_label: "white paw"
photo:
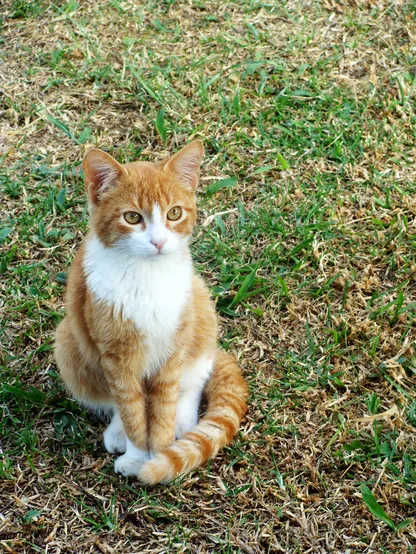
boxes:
[104,426,127,454]
[114,454,143,477]
[114,446,152,477]
[175,413,198,439]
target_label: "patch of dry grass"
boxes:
[1,1,415,552]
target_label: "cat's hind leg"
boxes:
[104,408,127,454]
[175,357,214,439]
[55,317,111,406]
[55,317,118,451]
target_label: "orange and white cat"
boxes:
[54,140,248,484]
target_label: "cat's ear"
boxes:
[83,148,125,203]
[163,140,204,191]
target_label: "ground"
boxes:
[0,0,415,552]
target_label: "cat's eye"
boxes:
[124,211,142,225]
[167,206,182,221]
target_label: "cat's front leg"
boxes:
[101,353,149,476]
[112,385,150,475]
[112,389,151,475]
[147,355,183,454]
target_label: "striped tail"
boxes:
[138,350,248,485]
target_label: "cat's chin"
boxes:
[135,246,186,260]
[138,250,176,260]
[117,247,174,260]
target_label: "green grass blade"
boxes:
[276,274,289,296]
[360,485,396,531]
[45,114,79,144]
[277,152,290,170]
[2,384,47,405]
[155,109,167,142]
[206,177,237,195]
[229,267,258,308]
[0,227,13,241]
[289,238,313,258]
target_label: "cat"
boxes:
[54,140,248,484]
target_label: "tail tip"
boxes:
[138,455,174,485]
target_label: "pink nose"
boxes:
[151,238,167,252]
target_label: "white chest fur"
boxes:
[83,236,193,375]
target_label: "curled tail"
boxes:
[138,350,248,485]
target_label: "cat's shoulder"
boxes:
[191,274,215,308]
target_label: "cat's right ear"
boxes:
[83,148,125,203]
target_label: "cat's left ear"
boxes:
[83,148,126,203]
[163,140,204,191]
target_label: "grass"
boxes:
[1,0,415,552]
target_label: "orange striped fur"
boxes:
[54,141,248,483]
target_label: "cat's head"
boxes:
[83,141,203,259]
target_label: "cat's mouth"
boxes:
[149,249,167,258]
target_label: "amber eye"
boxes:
[124,211,142,225]
[167,206,182,221]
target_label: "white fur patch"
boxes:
[175,357,213,438]
[84,234,193,377]
[104,409,127,453]
[95,164,119,193]
[114,436,151,476]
